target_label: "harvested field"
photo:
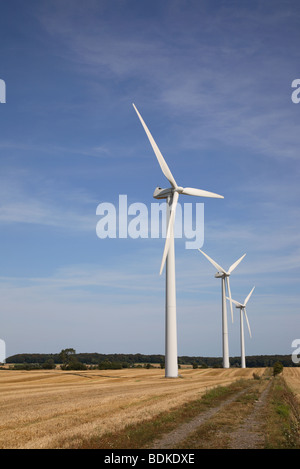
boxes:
[282,367,300,401]
[0,367,264,449]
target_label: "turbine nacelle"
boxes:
[153,187,174,199]
[214,272,229,278]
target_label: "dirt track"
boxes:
[228,380,271,449]
[148,377,272,449]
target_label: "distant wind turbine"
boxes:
[227,287,255,369]
[198,249,246,368]
[133,103,224,378]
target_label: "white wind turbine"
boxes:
[198,249,246,368]
[227,287,255,369]
[133,103,224,378]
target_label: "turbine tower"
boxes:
[133,104,224,378]
[198,249,246,369]
[227,287,255,368]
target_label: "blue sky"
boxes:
[0,0,299,359]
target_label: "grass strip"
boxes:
[264,375,300,449]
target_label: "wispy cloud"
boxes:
[36,0,300,163]
[0,141,110,158]
[0,168,96,231]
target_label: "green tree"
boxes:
[42,359,56,369]
[59,348,86,370]
[59,348,76,365]
[273,361,284,376]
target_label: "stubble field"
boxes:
[0,366,266,449]
[282,367,300,401]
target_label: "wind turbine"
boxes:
[198,249,246,368]
[227,287,255,369]
[133,103,224,378]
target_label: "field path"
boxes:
[149,378,272,449]
[228,380,271,449]
[150,387,251,449]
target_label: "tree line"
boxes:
[4,351,298,370]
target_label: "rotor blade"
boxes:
[228,253,246,274]
[132,104,177,188]
[226,277,234,323]
[198,250,227,274]
[244,308,252,338]
[244,286,255,305]
[226,297,243,308]
[181,187,224,199]
[160,191,179,275]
